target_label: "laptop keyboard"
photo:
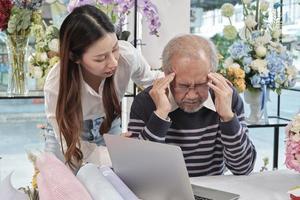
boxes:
[194,195,213,200]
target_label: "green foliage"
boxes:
[7,7,33,34]
[211,33,234,65]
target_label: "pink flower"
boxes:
[285,114,300,173]
[285,121,300,173]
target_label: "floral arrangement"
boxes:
[218,0,298,94]
[67,0,161,39]
[29,23,60,80]
[285,113,300,173]
[0,0,43,94]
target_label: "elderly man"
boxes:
[128,34,256,177]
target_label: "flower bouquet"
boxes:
[0,0,43,95]
[285,113,300,173]
[219,0,297,94]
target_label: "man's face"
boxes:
[169,53,211,113]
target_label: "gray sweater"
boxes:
[128,86,256,177]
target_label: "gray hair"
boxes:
[162,34,218,74]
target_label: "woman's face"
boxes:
[80,33,120,78]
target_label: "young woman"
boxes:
[44,5,161,170]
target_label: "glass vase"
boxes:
[244,89,269,124]
[6,34,29,95]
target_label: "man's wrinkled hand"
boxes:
[207,73,234,122]
[149,73,175,119]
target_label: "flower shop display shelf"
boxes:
[0,90,44,99]
[248,116,290,170]
[0,90,135,99]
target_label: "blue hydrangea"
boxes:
[244,65,251,74]
[279,51,293,66]
[229,41,251,60]
[266,51,286,74]
[243,56,252,67]
[250,75,262,88]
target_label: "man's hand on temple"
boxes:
[207,73,234,122]
[149,73,175,119]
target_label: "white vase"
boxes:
[244,89,269,124]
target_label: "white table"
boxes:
[190,170,300,200]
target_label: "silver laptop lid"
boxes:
[104,135,195,200]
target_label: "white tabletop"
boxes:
[190,170,300,200]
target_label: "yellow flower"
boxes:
[227,67,235,77]
[234,68,245,79]
[225,67,246,93]
[234,78,246,92]
[32,167,39,189]
[227,66,245,79]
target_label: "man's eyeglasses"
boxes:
[173,82,209,94]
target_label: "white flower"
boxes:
[221,3,235,17]
[224,57,234,68]
[40,52,48,62]
[231,63,241,68]
[250,59,268,74]
[260,1,270,12]
[223,25,238,40]
[277,44,286,53]
[272,29,281,39]
[48,39,59,53]
[245,15,257,29]
[33,67,43,79]
[255,45,267,57]
[286,66,298,80]
[255,32,271,45]
[292,114,300,130]
[242,0,251,4]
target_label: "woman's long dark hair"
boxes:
[56,5,121,169]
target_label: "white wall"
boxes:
[140,0,191,69]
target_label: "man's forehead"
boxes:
[174,72,209,84]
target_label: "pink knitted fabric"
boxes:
[36,152,92,200]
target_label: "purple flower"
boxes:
[67,0,160,36]
[138,0,161,35]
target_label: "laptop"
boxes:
[104,135,240,200]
